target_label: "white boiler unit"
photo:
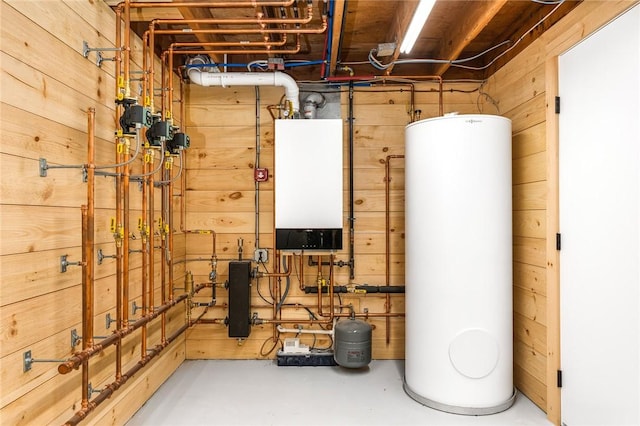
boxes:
[275,119,343,250]
[404,114,515,414]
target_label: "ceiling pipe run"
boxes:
[187,59,300,114]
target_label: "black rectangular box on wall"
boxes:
[228,261,252,338]
[275,228,343,250]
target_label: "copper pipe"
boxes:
[342,75,443,118]
[123,0,131,97]
[198,312,404,325]
[160,166,167,343]
[148,0,317,110]
[179,71,186,127]
[298,252,305,291]
[161,51,168,119]
[258,252,293,278]
[142,31,149,107]
[140,157,148,357]
[148,153,156,318]
[169,37,288,49]
[271,251,280,342]
[80,206,89,411]
[154,25,327,36]
[380,75,443,117]
[167,50,174,119]
[58,290,197,375]
[334,312,404,318]
[183,230,217,259]
[166,38,289,112]
[152,7,313,26]
[120,0,296,8]
[80,108,96,410]
[385,154,404,345]
[62,299,202,426]
[114,6,124,381]
[329,253,335,317]
[164,45,301,56]
[167,167,174,294]
[316,255,323,316]
[85,108,96,351]
[198,318,333,326]
[122,143,131,327]
[149,23,156,111]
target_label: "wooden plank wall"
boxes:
[183,82,480,359]
[482,1,637,422]
[0,0,187,424]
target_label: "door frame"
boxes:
[543,2,639,424]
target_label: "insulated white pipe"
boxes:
[188,66,300,114]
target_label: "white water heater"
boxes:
[275,119,343,250]
[404,114,515,414]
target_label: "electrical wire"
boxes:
[49,130,143,173]
[366,0,565,72]
[256,274,274,305]
[259,336,281,357]
[155,152,183,185]
[452,0,566,71]
[259,259,276,303]
[275,256,291,313]
[367,40,511,71]
[130,142,166,178]
[477,81,501,113]
[94,131,142,170]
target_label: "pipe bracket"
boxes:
[87,382,102,400]
[131,301,159,315]
[97,248,117,265]
[39,158,48,177]
[82,40,122,68]
[23,350,66,373]
[60,255,82,273]
[105,313,116,329]
[39,158,85,178]
[71,329,109,348]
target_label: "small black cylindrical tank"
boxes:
[333,317,372,368]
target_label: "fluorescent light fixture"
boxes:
[399,0,436,54]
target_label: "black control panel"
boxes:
[275,228,342,250]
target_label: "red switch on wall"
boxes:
[254,168,269,182]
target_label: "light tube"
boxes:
[399,0,436,54]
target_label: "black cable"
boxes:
[259,259,276,302]
[256,275,273,305]
[275,256,290,313]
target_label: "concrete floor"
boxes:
[127,360,552,426]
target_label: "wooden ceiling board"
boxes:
[111,0,582,81]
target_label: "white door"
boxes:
[559,5,640,425]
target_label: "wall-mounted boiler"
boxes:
[274,119,343,250]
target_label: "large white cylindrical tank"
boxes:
[404,114,515,414]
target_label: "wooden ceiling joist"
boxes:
[383,0,419,76]
[328,0,346,77]
[130,7,183,21]
[432,0,508,76]
[175,5,225,64]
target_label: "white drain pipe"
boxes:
[277,325,334,336]
[187,61,300,115]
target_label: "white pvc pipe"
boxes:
[277,325,334,336]
[187,66,300,114]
